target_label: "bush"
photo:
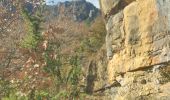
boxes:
[20,8,42,49]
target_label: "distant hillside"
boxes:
[44,0,100,22]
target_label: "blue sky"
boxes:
[46,0,100,8]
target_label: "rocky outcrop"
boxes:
[98,0,170,99]
[44,0,100,22]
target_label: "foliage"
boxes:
[20,7,42,49]
[0,79,14,98]
[68,55,81,84]
[43,44,82,99]
[0,1,106,99]
[1,90,50,100]
[84,19,91,27]
[80,16,106,53]
[67,55,82,98]
[43,41,63,82]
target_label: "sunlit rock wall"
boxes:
[100,0,170,83]
[94,0,170,99]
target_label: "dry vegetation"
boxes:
[0,0,106,99]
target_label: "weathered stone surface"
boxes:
[113,69,170,100]
[91,66,170,100]
[103,0,170,83]
[106,11,124,59]
[100,0,120,16]
[99,0,135,17]
[95,0,170,99]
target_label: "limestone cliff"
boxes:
[95,0,170,99]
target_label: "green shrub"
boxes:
[20,8,42,49]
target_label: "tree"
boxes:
[0,0,45,98]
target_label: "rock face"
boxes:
[98,0,170,99]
